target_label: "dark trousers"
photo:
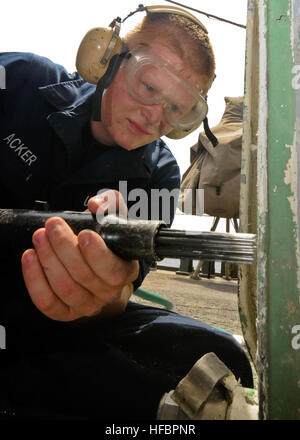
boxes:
[0,286,253,420]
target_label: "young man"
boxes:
[0,6,253,419]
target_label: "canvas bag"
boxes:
[178,96,243,219]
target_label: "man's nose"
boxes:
[141,103,165,125]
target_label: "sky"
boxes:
[1,0,248,230]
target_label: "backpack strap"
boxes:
[203,117,218,147]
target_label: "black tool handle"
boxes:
[0,209,165,261]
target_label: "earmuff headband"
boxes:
[101,19,122,66]
[145,5,208,34]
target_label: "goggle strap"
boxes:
[92,44,129,121]
[203,116,218,147]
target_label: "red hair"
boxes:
[125,12,216,92]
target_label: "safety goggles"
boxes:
[124,48,208,130]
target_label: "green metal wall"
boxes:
[242,0,300,419]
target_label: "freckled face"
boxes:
[91,43,207,150]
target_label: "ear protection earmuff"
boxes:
[76,19,123,85]
[76,4,210,139]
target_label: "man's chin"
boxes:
[120,142,147,151]
[118,135,158,150]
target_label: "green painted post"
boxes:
[257,0,300,419]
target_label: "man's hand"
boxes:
[21,191,139,322]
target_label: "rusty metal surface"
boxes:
[238,0,259,370]
[256,0,300,420]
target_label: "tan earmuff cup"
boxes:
[76,27,123,84]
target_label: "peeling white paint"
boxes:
[284,142,298,227]
[257,0,268,287]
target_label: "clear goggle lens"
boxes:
[124,50,208,130]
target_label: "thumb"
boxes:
[87,190,128,218]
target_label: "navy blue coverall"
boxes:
[0,52,253,420]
